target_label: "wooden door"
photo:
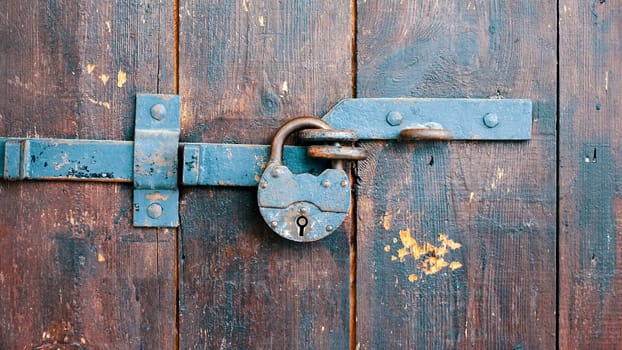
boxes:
[0,1,619,349]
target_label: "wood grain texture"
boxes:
[355,1,557,349]
[0,1,175,348]
[558,0,622,348]
[177,1,353,348]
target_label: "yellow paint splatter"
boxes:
[86,96,111,109]
[99,74,109,85]
[449,261,463,270]
[105,21,111,32]
[258,16,265,26]
[117,70,127,88]
[408,274,418,282]
[383,213,392,230]
[387,229,463,281]
[87,64,96,74]
[97,253,106,262]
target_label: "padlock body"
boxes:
[258,164,350,242]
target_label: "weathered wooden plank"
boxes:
[0,1,175,348]
[558,1,622,348]
[355,1,557,348]
[177,1,353,348]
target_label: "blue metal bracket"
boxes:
[132,94,181,227]
[0,95,532,228]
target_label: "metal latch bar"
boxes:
[322,98,532,140]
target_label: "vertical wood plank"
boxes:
[177,1,353,348]
[0,1,176,348]
[558,0,622,347]
[355,1,557,348]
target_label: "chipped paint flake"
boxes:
[117,70,127,88]
[388,229,463,282]
[105,21,111,32]
[97,253,106,262]
[86,95,111,109]
[408,274,418,282]
[497,167,504,180]
[258,16,265,26]
[382,213,392,230]
[99,74,109,85]
[87,64,96,74]
[469,192,475,202]
[242,0,249,12]
[449,261,463,270]
[281,81,288,94]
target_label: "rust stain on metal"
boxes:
[145,192,169,201]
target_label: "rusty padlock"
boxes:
[257,117,350,242]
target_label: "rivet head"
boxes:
[151,104,167,121]
[386,111,403,126]
[271,167,283,178]
[325,225,334,232]
[260,182,267,189]
[340,180,348,187]
[270,221,278,228]
[483,113,499,128]
[322,180,331,188]
[299,207,308,214]
[147,203,163,219]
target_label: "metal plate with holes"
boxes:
[322,98,532,140]
[132,94,181,227]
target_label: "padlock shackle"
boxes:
[269,117,332,164]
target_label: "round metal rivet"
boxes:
[483,113,499,128]
[325,225,334,232]
[340,180,348,187]
[147,203,163,219]
[260,182,267,189]
[322,180,331,188]
[150,104,167,121]
[386,111,403,126]
[271,167,282,178]
[299,207,308,214]
[270,221,278,228]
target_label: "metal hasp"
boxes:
[322,98,532,140]
[132,94,181,227]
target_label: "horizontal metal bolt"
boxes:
[147,203,163,219]
[386,111,403,126]
[150,104,167,121]
[483,113,499,128]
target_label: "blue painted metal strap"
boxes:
[322,98,532,140]
[182,143,328,186]
[132,94,181,227]
[0,138,133,181]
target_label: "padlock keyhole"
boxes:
[296,216,309,236]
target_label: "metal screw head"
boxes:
[259,182,267,189]
[386,111,403,126]
[340,180,348,187]
[271,167,283,178]
[322,180,331,188]
[147,203,163,219]
[483,113,499,128]
[151,104,167,121]
[299,207,308,214]
[325,225,334,232]
[270,221,278,228]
